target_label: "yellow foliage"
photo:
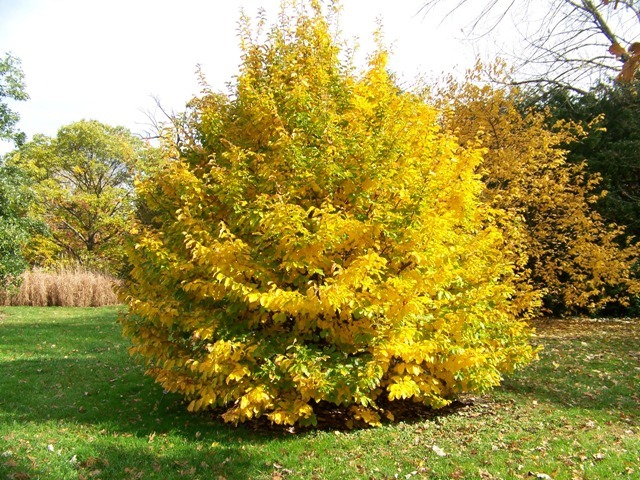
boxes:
[434,62,640,314]
[120,2,537,427]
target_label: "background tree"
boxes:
[434,64,640,314]
[7,120,147,275]
[538,81,640,241]
[0,52,33,289]
[0,164,41,289]
[0,52,29,146]
[420,0,640,91]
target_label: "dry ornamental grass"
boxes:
[0,268,120,307]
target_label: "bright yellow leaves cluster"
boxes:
[120,2,538,427]
[436,63,640,314]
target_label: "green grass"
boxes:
[0,308,638,479]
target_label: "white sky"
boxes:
[0,0,492,154]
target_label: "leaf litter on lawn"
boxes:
[2,308,639,479]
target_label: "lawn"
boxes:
[0,307,638,479]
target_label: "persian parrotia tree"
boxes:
[121,1,537,427]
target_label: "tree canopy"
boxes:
[0,53,32,288]
[0,53,29,146]
[538,81,640,241]
[434,64,640,314]
[6,120,147,274]
[0,164,41,289]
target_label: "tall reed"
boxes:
[1,268,120,307]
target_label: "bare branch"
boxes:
[420,0,640,90]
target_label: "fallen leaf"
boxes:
[528,472,552,480]
[478,469,495,479]
[431,445,447,457]
[11,472,31,480]
[179,466,196,476]
[451,469,464,479]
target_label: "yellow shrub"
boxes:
[120,2,537,426]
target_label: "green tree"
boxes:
[0,164,40,289]
[7,120,148,275]
[0,52,32,288]
[0,53,29,146]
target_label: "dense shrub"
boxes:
[120,2,537,426]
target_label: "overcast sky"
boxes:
[0,0,494,154]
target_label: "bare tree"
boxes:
[419,0,640,92]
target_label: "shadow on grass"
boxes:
[4,310,638,478]
[0,437,260,480]
[0,311,468,432]
[0,311,279,479]
[0,354,286,479]
[500,322,640,418]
